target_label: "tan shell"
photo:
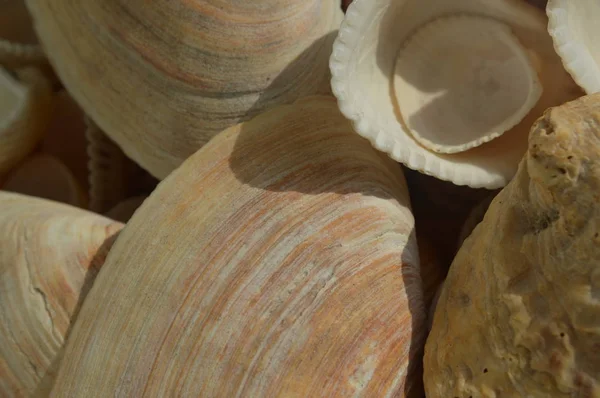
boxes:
[424,93,600,397]
[49,96,426,397]
[26,0,344,179]
[86,119,158,213]
[2,153,88,208]
[0,1,45,68]
[0,192,123,397]
[40,90,89,193]
[103,195,147,223]
[0,66,53,177]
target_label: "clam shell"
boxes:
[424,93,600,396]
[0,1,45,68]
[86,118,158,213]
[49,96,426,397]
[0,192,123,397]
[331,0,582,188]
[1,153,88,208]
[547,0,600,94]
[0,66,53,177]
[26,0,344,179]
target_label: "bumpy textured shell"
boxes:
[424,93,600,397]
[1,153,88,208]
[25,0,343,179]
[0,192,123,397]
[49,96,426,397]
[0,66,53,177]
[330,0,581,188]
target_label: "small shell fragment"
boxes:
[0,66,53,177]
[394,15,542,153]
[547,0,600,94]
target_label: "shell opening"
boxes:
[393,15,543,154]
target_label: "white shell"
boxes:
[330,0,581,188]
[547,0,600,94]
[394,15,542,154]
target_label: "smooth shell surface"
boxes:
[26,0,344,179]
[547,0,600,94]
[0,192,123,397]
[331,0,581,188]
[1,153,88,208]
[394,14,542,154]
[49,96,426,397]
[424,93,600,397]
[0,66,53,176]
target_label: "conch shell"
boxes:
[547,0,600,94]
[1,153,88,208]
[0,66,52,177]
[25,0,344,179]
[0,192,123,397]
[330,0,581,188]
[0,1,45,68]
[424,93,600,396]
[49,96,426,397]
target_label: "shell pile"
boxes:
[0,0,598,396]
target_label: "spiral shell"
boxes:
[0,192,123,396]
[49,96,426,397]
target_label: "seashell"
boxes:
[86,119,158,213]
[49,96,426,397]
[394,15,542,154]
[424,93,600,396]
[0,191,123,397]
[0,66,53,177]
[547,0,600,95]
[25,0,344,179]
[2,153,88,208]
[40,90,89,192]
[103,195,147,223]
[330,0,582,188]
[0,0,45,68]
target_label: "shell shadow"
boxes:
[228,31,426,397]
[32,230,121,397]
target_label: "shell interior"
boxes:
[394,15,542,154]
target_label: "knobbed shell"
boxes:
[330,0,581,188]
[49,96,426,397]
[424,93,600,396]
[26,0,344,179]
[0,192,123,397]
[0,66,52,177]
[547,0,600,94]
[0,0,45,68]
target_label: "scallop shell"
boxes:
[49,96,426,397]
[0,191,123,397]
[424,93,600,397]
[103,195,147,223]
[86,119,158,213]
[547,0,600,94]
[1,153,88,208]
[0,66,53,177]
[40,90,89,193]
[25,0,344,179]
[0,1,45,68]
[330,0,582,188]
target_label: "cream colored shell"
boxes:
[424,93,600,397]
[0,66,53,177]
[49,96,426,397]
[25,0,344,179]
[0,192,123,396]
[547,0,600,94]
[330,0,581,188]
